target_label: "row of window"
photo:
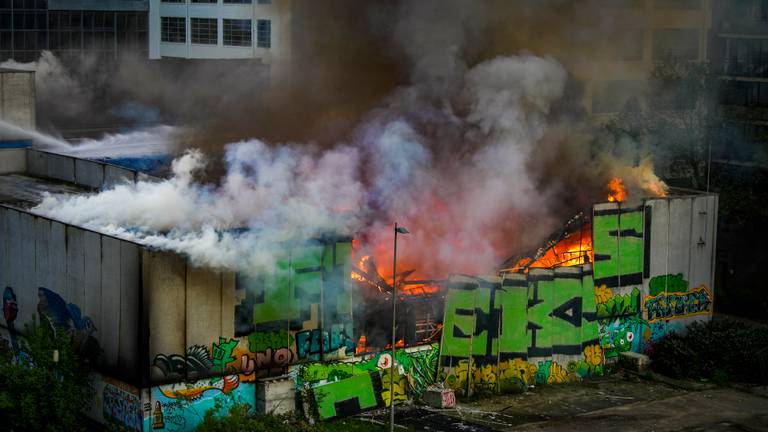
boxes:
[161,17,269,48]
[160,0,270,4]
[0,11,148,31]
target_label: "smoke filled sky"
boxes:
[27,0,668,280]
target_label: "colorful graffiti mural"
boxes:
[644,275,713,323]
[102,379,142,432]
[143,375,255,432]
[312,371,385,420]
[296,345,438,419]
[592,205,649,358]
[233,240,353,359]
[151,335,298,383]
[441,344,603,395]
[2,286,99,355]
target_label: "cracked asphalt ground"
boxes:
[365,373,768,431]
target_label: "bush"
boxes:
[0,317,96,432]
[195,403,387,432]
[647,319,768,384]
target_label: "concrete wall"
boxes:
[0,205,142,384]
[0,148,27,174]
[144,238,354,386]
[0,70,35,139]
[26,149,139,189]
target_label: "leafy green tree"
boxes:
[0,316,96,432]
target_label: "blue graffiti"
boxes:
[296,324,355,360]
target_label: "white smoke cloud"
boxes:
[30,51,571,277]
[33,140,364,273]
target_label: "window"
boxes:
[654,0,700,9]
[191,0,216,3]
[224,0,253,3]
[613,29,644,61]
[161,0,185,2]
[223,18,251,46]
[592,80,644,114]
[256,19,270,48]
[652,29,699,61]
[161,16,185,43]
[191,17,217,44]
[257,0,272,4]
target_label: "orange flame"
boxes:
[607,177,626,202]
[351,255,370,281]
[510,224,593,271]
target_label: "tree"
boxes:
[0,316,96,432]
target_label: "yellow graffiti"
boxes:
[380,369,407,407]
[547,362,568,384]
[584,344,603,367]
[594,284,613,304]
[499,358,538,385]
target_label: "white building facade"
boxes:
[148,0,290,63]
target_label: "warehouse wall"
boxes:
[0,205,142,384]
[143,238,354,384]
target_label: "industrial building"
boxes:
[0,136,718,430]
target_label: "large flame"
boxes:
[607,177,626,203]
[509,224,593,271]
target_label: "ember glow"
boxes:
[607,177,627,203]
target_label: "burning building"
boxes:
[0,142,717,429]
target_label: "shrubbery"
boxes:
[646,319,768,384]
[195,403,387,432]
[0,318,96,432]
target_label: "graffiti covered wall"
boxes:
[146,238,354,385]
[593,197,717,358]
[0,206,140,383]
[438,270,603,395]
[293,345,438,420]
[142,375,255,432]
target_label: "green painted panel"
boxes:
[528,276,554,356]
[552,275,582,349]
[618,211,643,277]
[314,371,381,419]
[496,284,528,355]
[580,271,599,342]
[252,254,294,323]
[593,212,620,282]
[472,287,491,356]
[441,288,475,357]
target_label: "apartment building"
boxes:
[148,0,291,65]
[576,0,712,117]
[0,0,148,63]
